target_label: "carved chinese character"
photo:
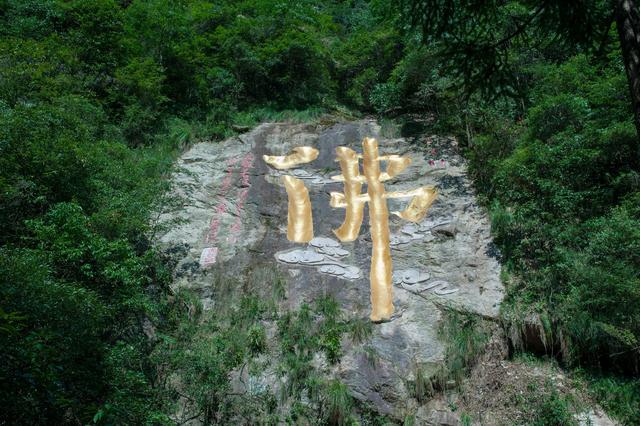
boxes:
[330,138,436,321]
[281,175,313,243]
[263,147,319,242]
[263,138,437,322]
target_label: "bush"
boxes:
[585,373,640,424]
[0,248,108,424]
[468,48,640,372]
[527,94,590,141]
[561,205,640,367]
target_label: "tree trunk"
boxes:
[616,0,640,139]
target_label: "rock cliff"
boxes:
[156,118,505,423]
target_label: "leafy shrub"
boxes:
[334,26,401,110]
[561,205,640,366]
[530,386,576,426]
[469,49,640,372]
[585,373,640,424]
[527,94,590,141]
[0,248,108,424]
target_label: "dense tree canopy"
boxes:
[403,0,640,135]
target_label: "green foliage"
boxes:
[402,0,615,99]
[370,45,451,114]
[0,249,108,423]
[335,26,402,110]
[435,310,491,388]
[0,0,64,39]
[153,270,278,423]
[326,380,354,426]
[528,385,577,426]
[0,170,174,425]
[154,270,362,424]
[471,52,640,371]
[583,373,640,425]
[557,203,640,364]
[348,317,373,344]
[276,296,350,383]
[0,0,391,148]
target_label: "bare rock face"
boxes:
[155,119,504,419]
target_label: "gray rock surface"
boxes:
[155,119,504,418]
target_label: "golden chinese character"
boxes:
[330,138,436,322]
[263,147,319,242]
[281,175,314,243]
[263,146,319,170]
[263,139,437,322]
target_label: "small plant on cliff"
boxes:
[324,380,354,426]
[434,310,492,389]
